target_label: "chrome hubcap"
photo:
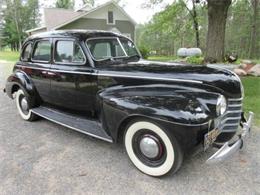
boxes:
[20,97,29,111]
[139,136,159,159]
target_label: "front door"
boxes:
[49,39,98,115]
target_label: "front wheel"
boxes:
[124,120,183,177]
[15,89,38,121]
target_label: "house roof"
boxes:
[44,8,82,30]
[25,26,46,33]
[53,1,137,30]
[26,0,137,34]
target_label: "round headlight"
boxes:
[216,95,227,116]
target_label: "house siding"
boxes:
[58,18,135,40]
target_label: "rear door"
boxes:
[49,38,98,114]
[18,39,52,103]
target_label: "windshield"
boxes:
[86,37,139,61]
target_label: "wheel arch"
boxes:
[5,70,40,101]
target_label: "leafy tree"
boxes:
[82,0,95,7]
[55,0,74,9]
[2,0,40,50]
[249,0,259,59]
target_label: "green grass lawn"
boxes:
[241,77,260,125]
[0,50,20,62]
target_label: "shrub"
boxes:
[138,46,150,59]
[186,56,204,65]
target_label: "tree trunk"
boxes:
[192,0,200,48]
[205,0,232,62]
[249,0,259,59]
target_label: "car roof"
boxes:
[25,30,128,42]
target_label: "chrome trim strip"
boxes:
[31,109,113,143]
[15,65,203,84]
[221,123,240,127]
[117,37,127,56]
[225,110,242,114]
[228,97,243,101]
[97,73,202,83]
[220,116,241,123]
[228,104,242,107]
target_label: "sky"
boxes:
[40,0,174,24]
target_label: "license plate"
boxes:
[204,128,221,150]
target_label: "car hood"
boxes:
[97,60,242,98]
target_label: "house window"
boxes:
[107,11,114,24]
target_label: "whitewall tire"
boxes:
[124,120,183,177]
[15,89,37,121]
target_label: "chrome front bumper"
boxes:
[206,111,254,164]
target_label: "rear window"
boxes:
[32,40,51,62]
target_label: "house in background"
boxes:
[26,1,137,41]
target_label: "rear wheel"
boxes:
[15,89,38,121]
[124,120,183,177]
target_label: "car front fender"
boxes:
[98,84,220,141]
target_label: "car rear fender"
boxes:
[5,70,37,99]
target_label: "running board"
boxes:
[31,106,113,143]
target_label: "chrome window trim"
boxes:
[53,39,87,66]
[15,64,203,84]
[85,37,139,61]
[31,39,52,64]
[20,42,33,62]
[116,37,127,56]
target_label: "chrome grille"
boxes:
[218,98,242,132]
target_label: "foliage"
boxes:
[81,0,94,6]
[226,0,260,59]
[186,56,204,64]
[241,77,260,125]
[138,45,150,59]
[137,2,208,56]
[1,0,40,50]
[0,50,19,61]
[138,0,260,61]
[55,0,74,9]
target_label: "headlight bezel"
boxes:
[216,95,227,116]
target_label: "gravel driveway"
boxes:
[0,62,259,195]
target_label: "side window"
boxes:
[92,42,112,59]
[55,40,85,64]
[21,43,32,61]
[32,40,51,62]
[87,39,126,60]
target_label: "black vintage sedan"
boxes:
[4,30,254,176]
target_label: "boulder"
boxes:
[241,59,253,65]
[233,68,247,76]
[248,64,260,76]
[177,48,202,57]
